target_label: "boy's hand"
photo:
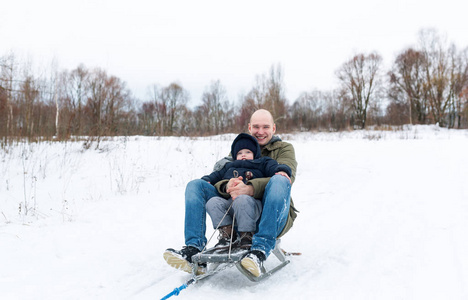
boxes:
[227,176,254,200]
[227,176,243,190]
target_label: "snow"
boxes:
[1,125,468,299]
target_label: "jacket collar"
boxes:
[261,135,282,150]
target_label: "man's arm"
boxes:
[213,179,231,198]
[273,143,297,184]
[212,156,233,172]
[244,177,269,199]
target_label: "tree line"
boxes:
[1,29,467,143]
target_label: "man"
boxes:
[164,109,298,277]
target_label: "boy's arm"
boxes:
[247,143,297,199]
[202,165,228,185]
[263,157,292,177]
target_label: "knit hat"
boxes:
[231,133,260,159]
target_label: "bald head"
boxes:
[250,109,274,125]
[248,109,276,146]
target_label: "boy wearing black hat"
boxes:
[201,133,291,250]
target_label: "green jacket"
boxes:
[214,136,298,237]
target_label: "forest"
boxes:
[1,29,467,143]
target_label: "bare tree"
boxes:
[146,84,165,135]
[200,80,230,135]
[67,64,89,135]
[0,53,17,140]
[389,48,427,124]
[85,68,107,136]
[447,46,468,128]
[327,89,353,130]
[103,75,131,134]
[151,82,189,135]
[462,86,468,127]
[265,64,288,124]
[18,68,40,138]
[336,52,383,129]
[138,101,157,135]
[291,90,325,131]
[418,29,452,126]
[48,59,60,138]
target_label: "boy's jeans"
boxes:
[206,195,262,232]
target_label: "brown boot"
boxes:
[214,225,237,249]
[238,232,253,249]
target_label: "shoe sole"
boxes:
[163,251,193,274]
[163,251,205,275]
[240,257,261,277]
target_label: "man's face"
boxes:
[248,112,276,146]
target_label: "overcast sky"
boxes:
[1,0,467,107]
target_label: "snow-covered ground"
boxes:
[1,125,468,299]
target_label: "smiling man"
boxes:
[163,109,298,278]
[232,109,298,276]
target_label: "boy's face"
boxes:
[236,149,254,160]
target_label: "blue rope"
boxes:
[161,279,195,300]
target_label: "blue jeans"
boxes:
[184,179,219,250]
[184,175,291,257]
[251,175,291,256]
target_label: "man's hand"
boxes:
[227,176,254,200]
[275,171,291,183]
[226,176,242,190]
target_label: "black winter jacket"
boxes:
[201,133,291,185]
[201,157,291,185]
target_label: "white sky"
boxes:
[1,0,467,107]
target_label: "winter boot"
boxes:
[238,232,253,249]
[214,224,237,250]
[240,250,266,277]
[163,246,205,275]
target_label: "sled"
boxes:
[191,239,290,282]
[161,239,298,299]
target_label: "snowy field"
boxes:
[1,125,468,300]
